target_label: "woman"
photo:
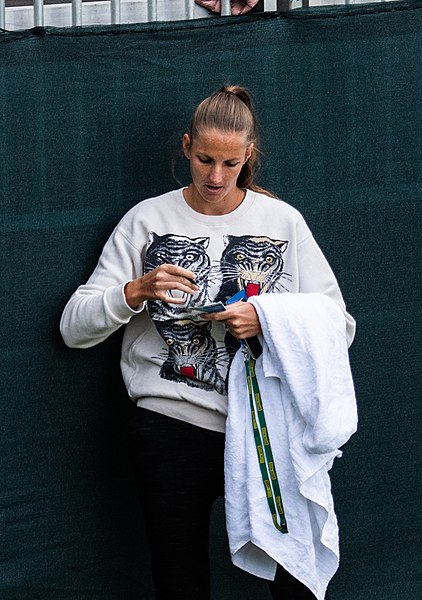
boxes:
[60,85,355,599]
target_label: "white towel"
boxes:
[224,293,357,600]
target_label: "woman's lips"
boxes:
[204,184,223,194]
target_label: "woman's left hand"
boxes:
[201,301,262,339]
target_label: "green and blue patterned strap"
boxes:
[244,351,288,534]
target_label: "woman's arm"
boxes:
[60,228,145,348]
[60,228,198,348]
[296,234,356,347]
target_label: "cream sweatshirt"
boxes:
[60,188,355,432]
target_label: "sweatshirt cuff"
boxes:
[104,282,145,323]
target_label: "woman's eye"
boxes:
[198,156,211,164]
[226,162,239,168]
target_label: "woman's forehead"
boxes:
[191,128,250,153]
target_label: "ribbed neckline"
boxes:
[174,188,256,226]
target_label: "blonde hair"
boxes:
[189,85,274,197]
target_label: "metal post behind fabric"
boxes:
[147,0,157,21]
[34,0,44,26]
[0,0,5,30]
[111,0,121,24]
[221,0,231,16]
[72,0,82,26]
[185,0,194,19]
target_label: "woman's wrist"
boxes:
[124,280,145,309]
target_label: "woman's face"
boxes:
[183,128,253,216]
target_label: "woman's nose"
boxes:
[209,164,222,183]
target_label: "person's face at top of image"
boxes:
[182,127,253,216]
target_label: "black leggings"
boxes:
[127,408,317,600]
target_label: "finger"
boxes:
[157,287,192,304]
[153,263,194,282]
[165,264,197,283]
[166,280,199,297]
[153,267,199,291]
[202,310,230,322]
[162,296,189,305]
[175,267,196,285]
[209,302,243,321]
[166,279,201,305]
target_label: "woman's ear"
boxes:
[245,142,254,163]
[182,134,191,159]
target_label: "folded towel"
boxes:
[225,293,357,600]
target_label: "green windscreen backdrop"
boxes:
[1,2,421,598]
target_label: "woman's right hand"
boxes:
[124,264,199,309]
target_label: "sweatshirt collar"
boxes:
[176,188,256,225]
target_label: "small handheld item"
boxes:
[190,302,226,314]
[225,289,247,305]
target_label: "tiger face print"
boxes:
[217,235,290,302]
[155,319,226,394]
[145,233,212,320]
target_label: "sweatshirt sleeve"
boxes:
[296,232,356,347]
[60,228,145,349]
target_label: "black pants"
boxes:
[127,408,317,600]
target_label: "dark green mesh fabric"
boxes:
[1,2,421,598]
